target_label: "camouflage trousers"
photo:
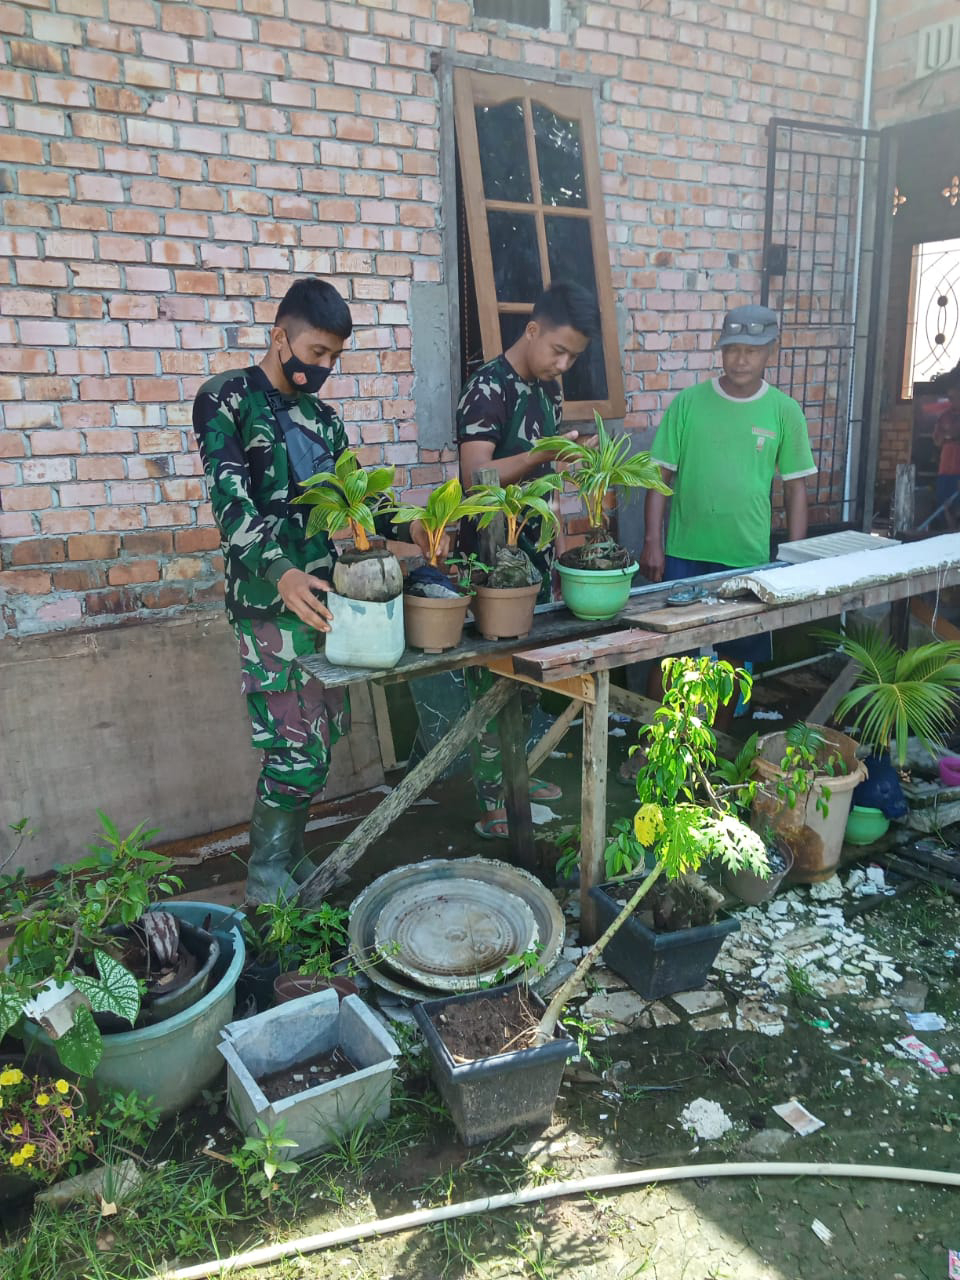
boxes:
[235,615,349,813]
[408,667,537,813]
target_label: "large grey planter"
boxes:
[218,990,400,1157]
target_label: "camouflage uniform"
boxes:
[193,364,349,813]
[408,355,563,817]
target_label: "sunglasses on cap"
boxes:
[722,320,774,336]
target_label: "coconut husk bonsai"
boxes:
[461,473,562,639]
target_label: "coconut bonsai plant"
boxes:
[292,448,405,668]
[390,477,488,653]
[530,412,672,619]
[463,472,563,639]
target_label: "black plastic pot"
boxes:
[235,956,282,1013]
[589,881,739,1000]
[413,986,576,1147]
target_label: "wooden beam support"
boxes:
[806,660,860,727]
[579,670,610,942]
[499,684,537,873]
[483,654,595,703]
[607,684,741,760]
[367,680,399,771]
[527,699,581,776]
[296,677,515,904]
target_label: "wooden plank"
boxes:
[806,660,859,727]
[484,654,594,703]
[911,597,960,643]
[367,680,399,772]
[621,598,765,633]
[580,670,610,942]
[499,685,536,873]
[527,699,581,776]
[893,463,915,538]
[513,565,960,683]
[296,677,515,904]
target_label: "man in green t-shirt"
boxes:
[638,304,816,717]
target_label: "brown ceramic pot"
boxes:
[470,584,539,640]
[272,972,359,1004]
[403,593,471,653]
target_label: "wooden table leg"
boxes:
[580,669,610,942]
[499,683,536,873]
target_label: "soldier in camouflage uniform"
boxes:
[410,282,601,839]
[194,278,428,903]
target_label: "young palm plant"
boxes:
[292,448,396,551]
[531,410,671,533]
[391,477,485,568]
[466,472,563,554]
[825,623,960,762]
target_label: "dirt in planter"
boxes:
[256,1047,358,1102]
[607,873,724,932]
[431,986,544,1063]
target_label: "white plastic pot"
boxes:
[324,590,404,668]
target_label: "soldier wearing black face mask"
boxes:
[193,277,431,904]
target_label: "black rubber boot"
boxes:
[244,799,311,906]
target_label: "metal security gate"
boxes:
[761,118,893,530]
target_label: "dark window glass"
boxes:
[475,102,532,203]
[487,210,542,302]
[545,215,607,401]
[498,311,528,352]
[474,0,550,26]
[533,104,586,207]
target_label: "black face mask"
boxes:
[281,350,332,396]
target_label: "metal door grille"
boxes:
[762,118,890,529]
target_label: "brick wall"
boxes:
[872,0,960,127]
[0,0,868,637]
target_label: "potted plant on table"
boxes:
[390,477,488,653]
[818,624,960,836]
[292,448,405,669]
[414,657,769,1145]
[749,721,864,883]
[530,412,672,620]
[1,814,246,1116]
[464,473,563,639]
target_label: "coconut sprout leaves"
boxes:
[821,623,960,759]
[293,449,398,550]
[530,410,671,529]
[391,478,489,565]
[466,474,563,550]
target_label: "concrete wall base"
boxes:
[1,613,384,877]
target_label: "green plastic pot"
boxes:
[557,562,638,620]
[844,805,890,846]
[24,901,245,1117]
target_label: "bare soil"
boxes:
[432,986,543,1062]
[255,1047,358,1102]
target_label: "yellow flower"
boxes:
[35,1093,50,1107]
[60,1106,73,1119]
[9,1151,24,1168]
[20,1144,36,1161]
[8,1123,23,1137]
[54,1079,70,1095]
[633,803,665,846]
[0,1068,24,1087]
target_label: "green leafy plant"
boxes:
[0,813,183,1076]
[229,1116,301,1203]
[391,477,488,568]
[604,816,651,880]
[771,723,845,820]
[712,731,760,817]
[466,473,563,554]
[820,623,960,761]
[292,448,397,551]
[444,551,491,594]
[531,410,671,533]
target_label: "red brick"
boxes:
[68,533,120,561]
[108,560,160,585]
[174,527,221,553]
[61,206,110,231]
[56,295,104,318]
[6,537,66,567]
[35,75,91,107]
[122,530,174,556]
[140,584,190,608]
[51,566,107,591]
[40,510,91,534]
[0,570,52,594]
[13,104,66,135]
[8,41,63,72]
[16,261,68,288]
[85,587,140,615]
[76,456,125,481]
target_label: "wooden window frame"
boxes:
[454,67,625,422]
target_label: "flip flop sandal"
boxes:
[529,777,562,802]
[665,585,707,606]
[474,811,510,840]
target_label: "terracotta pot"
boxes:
[722,838,794,905]
[470,584,539,640]
[272,972,359,1004]
[403,592,470,653]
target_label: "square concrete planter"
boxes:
[218,990,399,1158]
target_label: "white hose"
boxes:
[154,1160,960,1279]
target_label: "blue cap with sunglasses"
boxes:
[716,304,779,348]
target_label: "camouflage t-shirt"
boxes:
[456,353,563,458]
[193,364,348,629]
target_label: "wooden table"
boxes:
[296,554,960,938]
